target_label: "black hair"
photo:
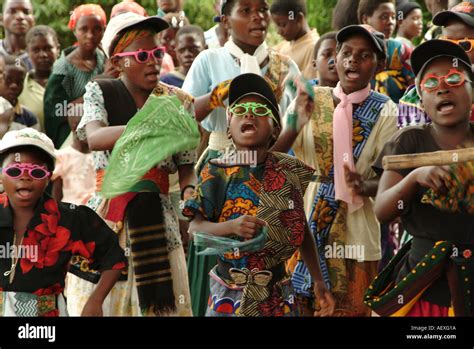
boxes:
[26,25,59,48]
[3,55,27,71]
[314,31,337,58]
[0,146,54,172]
[222,0,237,16]
[358,0,395,23]
[270,0,307,16]
[332,0,360,30]
[2,0,33,14]
[335,33,386,61]
[175,25,206,44]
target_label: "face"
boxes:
[176,33,205,72]
[443,21,474,64]
[1,151,50,209]
[271,12,302,41]
[160,28,178,65]
[336,35,382,94]
[228,95,278,149]
[223,0,270,48]
[420,57,473,127]
[114,35,162,92]
[314,38,338,87]
[2,65,26,105]
[27,34,59,72]
[363,2,396,39]
[2,0,34,35]
[397,9,423,40]
[74,15,105,52]
[158,0,179,12]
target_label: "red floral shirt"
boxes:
[0,193,126,295]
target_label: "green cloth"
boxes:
[101,93,200,198]
[187,241,216,317]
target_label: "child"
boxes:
[161,25,206,88]
[44,4,106,149]
[0,0,35,71]
[157,0,183,17]
[367,40,474,316]
[67,12,195,317]
[276,24,398,316]
[358,0,415,103]
[395,2,423,50]
[182,0,299,316]
[1,57,39,130]
[183,73,335,317]
[204,0,230,49]
[398,1,474,128]
[311,31,338,88]
[18,25,60,132]
[0,128,126,316]
[271,0,320,79]
[160,12,191,68]
[51,114,95,205]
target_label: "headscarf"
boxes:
[68,4,107,31]
[111,28,156,57]
[111,0,148,19]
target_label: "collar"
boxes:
[0,193,50,230]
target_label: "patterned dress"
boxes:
[183,152,314,316]
[65,81,194,317]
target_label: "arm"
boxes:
[85,120,125,151]
[81,269,122,316]
[298,226,335,317]
[193,93,213,122]
[188,212,266,239]
[178,163,197,200]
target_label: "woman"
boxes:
[43,4,106,149]
[67,12,196,317]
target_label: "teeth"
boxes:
[439,104,454,112]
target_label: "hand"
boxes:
[414,165,451,193]
[313,281,335,317]
[81,297,104,317]
[344,164,365,196]
[289,85,314,132]
[209,79,232,110]
[182,187,195,201]
[229,215,267,239]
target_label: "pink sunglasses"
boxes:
[2,163,51,180]
[113,46,166,64]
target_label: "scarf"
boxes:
[332,82,370,213]
[224,36,269,75]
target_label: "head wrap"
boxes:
[68,4,107,30]
[111,28,155,56]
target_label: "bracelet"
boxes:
[181,185,196,200]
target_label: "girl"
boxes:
[367,40,474,316]
[275,24,399,316]
[67,12,196,317]
[183,73,335,317]
[182,0,299,316]
[44,4,107,149]
[0,128,126,316]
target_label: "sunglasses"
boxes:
[229,102,279,125]
[1,163,50,180]
[113,46,166,64]
[420,68,471,92]
[444,37,474,52]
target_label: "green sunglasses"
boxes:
[229,102,279,125]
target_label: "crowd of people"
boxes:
[0,0,472,318]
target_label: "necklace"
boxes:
[3,232,24,283]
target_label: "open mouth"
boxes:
[16,188,33,199]
[437,100,456,114]
[241,122,257,134]
[345,68,360,80]
[250,28,266,36]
